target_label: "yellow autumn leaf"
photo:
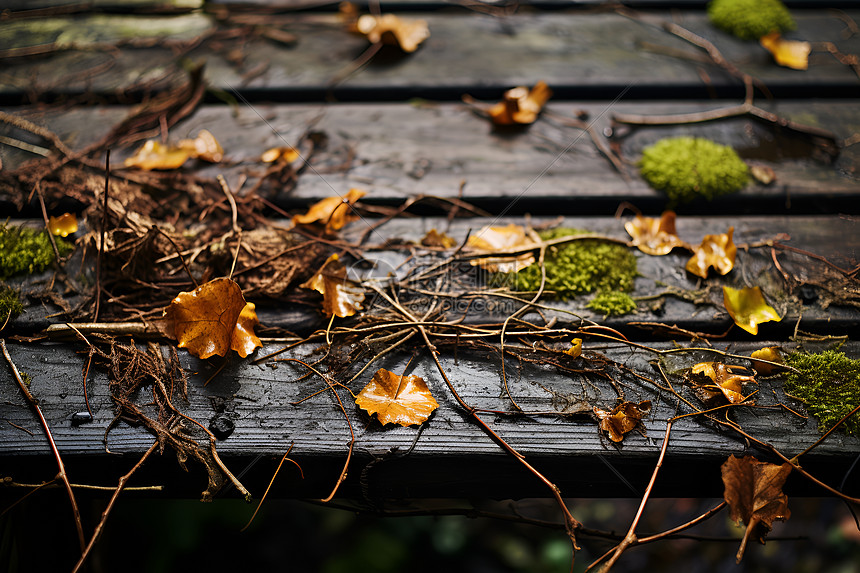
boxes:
[686,227,737,279]
[48,213,78,237]
[750,346,783,375]
[261,146,300,163]
[420,229,457,249]
[355,13,430,52]
[124,140,190,170]
[467,224,538,272]
[292,189,366,233]
[624,211,687,255]
[178,129,224,163]
[564,338,582,358]
[760,32,810,70]
[162,277,261,359]
[300,254,365,318]
[723,286,782,335]
[355,368,439,426]
[489,81,552,126]
[593,400,651,442]
[692,362,757,404]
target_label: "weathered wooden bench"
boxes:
[2,0,859,569]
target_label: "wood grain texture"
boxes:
[2,101,859,212]
[1,10,858,101]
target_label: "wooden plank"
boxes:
[1,337,858,499]
[1,11,858,102]
[3,101,858,211]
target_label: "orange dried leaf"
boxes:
[723,286,781,335]
[625,211,687,255]
[467,223,538,272]
[292,189,366,233]
[489,81,552,125]
[300,254,365,318]
[124,140,190,170]
[163,277,259,359]
[355,368,439,426]
[565,338,582,358]
[261,146,300,163]
[692,362,757,404]
[355,13,429,52]
[48,213,78,237]
[178,129,224,163]
[760,32,810,70]
[750,346,783,375]
[721,455,792,563]
[420,229,457,249]
[593,400,651,442]
[686,227,737,278]
[231,302,263,358]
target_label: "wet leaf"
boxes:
[355,368,439,426]
[624,211,687,255]
[420,229,457,249]
[163,277,261,359]
[750,346,783,375]
[261,146,300,163]
[467,224,538,272]
[48,213,78,237]
[750,164,776,185]
[178,129,224,163]
[300,254,365,317]
[593,400,651,442]
[692,362,757,404]
[721,454,792,563]
[354,13,430,52]
[723,286,782,335]
[565,338,582,358]
[292,189,366,233]
[760,32,810,70]
[124,140,190,170]
[489,81,552,125]
[686,227,737,278]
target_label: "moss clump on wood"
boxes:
[783,349,860,435]
[0,224,73,280]
[587,290,637,317]
[505,228,637,302]
[0,285,24,323]
[639,137,749,204]
[708,0,795,41]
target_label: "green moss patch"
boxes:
[708,0,795,41]
[0,285,24,323]
[0,224,73,280]
[784,350,860,435]
[503,228,637,309]
[587,291,637,317]
[639,137,749,204]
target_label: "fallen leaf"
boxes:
[231,302,263,358]
[723,286,782,335]
[48,213,78,237]
[300,254,365,317]
[760,32,810,70]
[624,211,687,255]
[124,140,190,170]
[292,189,366,233]
[750,346,783,375]
[354,13,430,52]
[686,227,737,278]
[750,165,776,185]
[593,400,651,442]
[178,129,224,163]
[565,338,582,358]
[692,362,757,404]
[261,146,300,163]
[355,368,439,426]
[489,81,552,125]
[420,229,457,249]
[163,277,261,359]
[721,455,792,563]
[467,224,539,272]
